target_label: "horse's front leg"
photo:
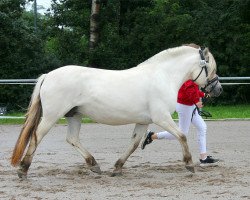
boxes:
[153,113,195,173]
[111,123,148,177]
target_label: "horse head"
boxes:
[188,44,223,97]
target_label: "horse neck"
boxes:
[156,52,198,89]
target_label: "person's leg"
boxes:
[192,108,219,164]
[141,129,175,149]
[156,130,176,139]
[191,109,207,160]
[141,103,193,149]
[157,103,194,138]
[176,103,193,135]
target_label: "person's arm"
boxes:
[184,82,204,108]
[184,82,200,103]
[197,90,206,108]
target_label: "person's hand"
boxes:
[205,93,210,98]
[195,101,203,108]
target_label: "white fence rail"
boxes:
[0,79,37,85]
[1,77,250,85]
[218,77,250,85]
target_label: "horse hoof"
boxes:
[110,169,122,177]
[17,169,27,179]
[185,165,195,173]
[90,165,102,174]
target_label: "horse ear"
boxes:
[203,47,209,56]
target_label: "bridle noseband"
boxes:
[201,75,219,93]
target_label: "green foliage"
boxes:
[0,0,249,111]
[44,0,91,65]
[0,0,61,110]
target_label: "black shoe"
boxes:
[200,156,219,166]
[141,131,154,150]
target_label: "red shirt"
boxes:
[177,80,205,106]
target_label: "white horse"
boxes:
[11,44,222,178]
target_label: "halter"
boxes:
[201,75,219,94]
[192,47,208,82]
[191,48,217,120]
[192,75,220,121]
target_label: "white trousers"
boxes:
[157,103,207,154]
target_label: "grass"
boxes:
[202,105,250,119]
[0,104,249,125]
[0,116,94,125]
[172,104,250,120]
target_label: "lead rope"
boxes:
[191,95,212,122]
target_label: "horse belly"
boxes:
[77,105,152,125]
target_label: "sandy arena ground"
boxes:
[0,121,249,200]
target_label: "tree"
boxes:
[1,0,249,109]
[0,0,58,110]
[45,0,91,66]
[89,0,101,50]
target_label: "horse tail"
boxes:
[11,74,46,167]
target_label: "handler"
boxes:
[141,79,219,166]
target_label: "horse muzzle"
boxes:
[202,76,223,97]
[209,84,223,97]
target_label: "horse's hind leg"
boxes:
[112,123,148,176]
[18,118,57,178]
[66,114,101,174]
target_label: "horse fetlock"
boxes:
[17,167,28,179]
[114,159,124,169]
[111,168,122,177]
[111,159,124,177]
[19,161,30,172]
[85,156,97,166]
[85,157,101,174]
[183,155,195,173]
[180,134,187,142]
[185,164,195,173]
[183,153,192,164]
